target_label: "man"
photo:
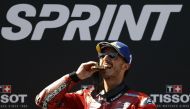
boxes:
[35,41,157,109]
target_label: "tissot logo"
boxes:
[150,84,190,108]
[0,85,28,108]
[166,85,182,93]
[1,4,182,41]
[0,85,11,93]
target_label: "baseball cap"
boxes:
[96,41,132,64]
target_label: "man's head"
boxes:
[96,41,132,64]
[96,41,132,80]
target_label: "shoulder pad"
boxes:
[140,97,155,106]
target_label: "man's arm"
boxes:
[35,74,80,108]
[35,61,98,109]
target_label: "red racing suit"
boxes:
[35,74,157,109]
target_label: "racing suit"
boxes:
[35,73,157,109]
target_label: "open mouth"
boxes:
[91,62,112,70]
[103,63,112,69]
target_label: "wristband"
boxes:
[69,71,81,82]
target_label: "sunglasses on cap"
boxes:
[98,52,119,59]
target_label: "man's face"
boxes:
[98,47,128,79]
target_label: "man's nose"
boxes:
[103,55,111,60]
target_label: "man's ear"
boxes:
[123,63,130,71]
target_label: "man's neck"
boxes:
[103,76,123,92]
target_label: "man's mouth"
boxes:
[103,63,112,69]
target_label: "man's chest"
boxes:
[87,94,139,109]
